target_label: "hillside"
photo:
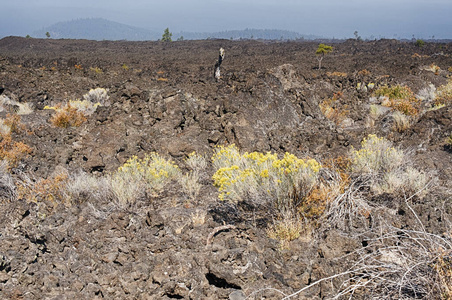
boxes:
[0,37,451,299]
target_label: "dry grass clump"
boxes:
[211,144,320,211]
[333,217,452,299]
[435,79,452,106]
[0,134,32,168]
[327,71,347,77]
[0,115,32,168]
[64,171,112,204]
[18,171,69,206]
[109,153,181,205]
[392,110,412,132]
[319,92,349,126]
[374,85,421,116]
[178,170,202,201]
[0,160,16,200]
[47,103,87,128]
[266,211,303,249]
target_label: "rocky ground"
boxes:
[0,37,451,299]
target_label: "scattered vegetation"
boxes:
[44,88,109,126]
[374,85,421,116]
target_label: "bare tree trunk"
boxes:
[214,48,225,81]
[317,55,323,70]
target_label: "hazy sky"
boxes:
[1,0,451,39]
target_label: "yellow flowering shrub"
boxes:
[212,145,320,210]
[110,153,180,204]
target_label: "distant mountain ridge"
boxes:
[33,18,161,41]
[32,18,318,41]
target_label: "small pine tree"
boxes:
[46,32,50,38]
[162,28,172,42]
[315,44,333,70]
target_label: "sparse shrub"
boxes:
[423,63,441,75]
[109,153,181,205]
[366,104,388,128]
[0,133,32,168]
[435,79,452,106]
[68,100,101,116]
[446,134,452,148]
[374,85,421,116]
[0,95,33,115]
[0,119,10,136]
[3,114,26,134]
[417,84,436,103]
[357,82,375,92]
[0,115,31,168]
[178,170,202,201]
[211,144,321,211]
[48,103,87,128]
[82,88,110,106]
[350,134,404,175]
[185,151,208,172]
[349,134,432,196]
[358,69,371,76]
[191,209,206,226]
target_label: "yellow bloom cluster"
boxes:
[212,145,321,204]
